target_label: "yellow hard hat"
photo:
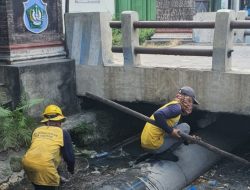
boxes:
[41,104,66,123]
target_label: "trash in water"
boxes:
[183,185,197,190]
[187,185,197,190]
[94,152,109,158]
[75,149,97,158]
[208,179,217,186]
[116,168,128,173]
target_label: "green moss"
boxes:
[10,156,23,172]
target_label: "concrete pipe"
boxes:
[96,120,249,190]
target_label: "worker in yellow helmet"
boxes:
[22,105,75,190]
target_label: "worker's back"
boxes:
[22,125,63,186]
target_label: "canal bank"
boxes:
[5,104,250,190]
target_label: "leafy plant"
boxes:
[112,28,155,46]
[139,29,155,45]
[112,28,122,46]
[0,95,43,151]
[70,122,94,147]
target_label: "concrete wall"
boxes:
[193,12,216,43]
[193,10,248,43]
[0,59,79,117]
[76,65,250,115]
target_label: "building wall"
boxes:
[211,0,240,11]
[0,0,9,47]
[61,0,114,33]
[157,0,195,21]
[61,0,115,14]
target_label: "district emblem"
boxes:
[23,0,48,33]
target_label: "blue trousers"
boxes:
[151,123,190,154]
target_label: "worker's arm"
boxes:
[153,104,181,135]
[61,130,75,174]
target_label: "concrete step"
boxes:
[151,32,192,40]
[146,32,193,46]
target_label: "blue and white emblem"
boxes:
[23,0,48,34]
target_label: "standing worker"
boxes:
[22,104,75,190]
[141,86,199,161]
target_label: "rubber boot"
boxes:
[134,153,154,165]
[152,150,179,162]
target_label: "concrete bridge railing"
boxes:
[110,10,249,72]
[65,10,250,116]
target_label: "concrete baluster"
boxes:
[121,11,141,66]
[65,12,113,65]
[212,10,235,72]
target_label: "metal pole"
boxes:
[85,92,250,166]
[112,46,213,56]
[109,21,215,29]
[65,0,69,13]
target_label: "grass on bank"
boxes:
[112,28,155,46]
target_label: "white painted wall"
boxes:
[221,0,228,9]
[62,0,115,14]
[221,0,240,11]
[61,0,114,33]
[232,0,240,11]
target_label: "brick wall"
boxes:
[0,0,9,46]
[157,0,195,21]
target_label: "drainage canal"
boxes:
[8,99,250,190]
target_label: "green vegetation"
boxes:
[70,122,95,147]
[112,28,155,46]
[112,28,122,46]
[0,95,43,151]
[138,29,155,45]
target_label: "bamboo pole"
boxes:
[85,92,250,166]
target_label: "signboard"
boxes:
[23,0,48,33]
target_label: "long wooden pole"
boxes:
[85,92,250,166]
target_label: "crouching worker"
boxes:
[22,105,75,190]
[141,86,199,162]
